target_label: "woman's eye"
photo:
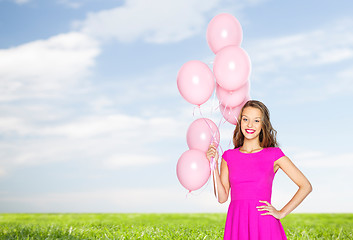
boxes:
[242,118,247,121]
[255,120,260,123]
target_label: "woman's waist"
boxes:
[230,183,272,200]
[230,197,272,204]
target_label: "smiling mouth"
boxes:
[245,129,255,134]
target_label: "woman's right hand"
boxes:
[206,144,219,164]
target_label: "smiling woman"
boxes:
[234,101,278,149]
[207,100,312,239]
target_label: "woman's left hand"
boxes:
[256,200,284,219]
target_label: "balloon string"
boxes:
[212,163,219,202]
[217,100,236,149]
[213,107,226,203]
[197,106,219,147]
[196,105,220,201]
[210,157,220,202]
[215,100,228,154]
[186,190,192,199]
[219,96,241,125]
[198,104,226,202]
[210,89,217,116]
[193,105,198,118]
[218,101,227,130]
[217,95,232,129]
[191,99,237,202]
[187,105,218,198]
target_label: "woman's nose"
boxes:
[247,121,253,127]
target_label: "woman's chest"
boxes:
[227,157,273,183]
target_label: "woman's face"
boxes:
[240,107,263,141]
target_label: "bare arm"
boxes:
[213,158,230,203]
[257,155,312,219]
[207,145,230,203]
[276,156,313,218]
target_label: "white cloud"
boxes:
[0,137,86,167]
[110,65,180,106]
[6,180,351,213]
[0,117,30,136]
[0,186,229,213]
[0,112,187,170]
[315,47,353,65]
[103,154,163,169]
[249,19,353,73]
[323,67,353,95]
[272,182,353,213]
[41,114,143,138]
[247,18,353,103]
[272,152,353,214]
[39,114,185,139]
[272,147,353,213]
[12,0,30,5]
[292,151,353,168]
[57,0,82,9]
[0,32,100,102]
[0,168,6,177]
[89,97,115,111]
[74,0,221,43]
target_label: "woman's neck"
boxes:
[241,139,262,152]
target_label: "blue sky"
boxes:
[0,0,352,213]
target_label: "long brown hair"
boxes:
[233,100,278,148]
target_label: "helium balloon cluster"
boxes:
[176,13,252,192]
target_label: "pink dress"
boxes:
[222,147,287,240]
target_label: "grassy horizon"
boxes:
[0,213,352,239]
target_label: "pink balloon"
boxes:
[176,149,211,192]
[206,13,243,54]
[220,95,251,125]
[213,46,251,91]
[187,118,220,152]
[177,60,215,106]
[216,80,250,108]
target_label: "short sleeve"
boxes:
[222,150,229,163]
[273,147,285,162]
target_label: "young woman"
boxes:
[207,100,312,240]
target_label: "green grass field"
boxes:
[0,213,352,239]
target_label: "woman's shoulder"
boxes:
[264,147,286,159]
[265,146,283,151]
[223,148,239,155]
[222,148,239,161]
[264,146,282,151]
